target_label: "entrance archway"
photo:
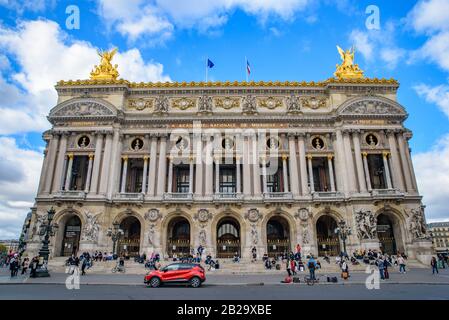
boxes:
[117,216,141,257]
[316,215,341,256]
[267,216,290,258]
[216,217,241,258]
[377,213,398,255]
[167,217,190,258]
[61,215,82,257]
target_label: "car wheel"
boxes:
[190,276,202,288]
[149,277,161,288]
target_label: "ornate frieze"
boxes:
[82,211,101,242]
[257,96,283,110]
[172,97,196,110]
[214,97,240,110]
[301,96,327,109]
[242,95,257,115]
[52,101,114,117]
[127,98,154,111]
[144,209,162,222]
[408,206,431,240]
[355,210,377,240]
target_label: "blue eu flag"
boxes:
[207,59,214,68]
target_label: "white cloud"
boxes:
[0,19,170,135]
[349,29,373,61]
[407,0,449,34]
[0,0,55,14]
[414,84,449,118]
[413,133,449,221]
[0,137,42,238]
[97,0,311,41]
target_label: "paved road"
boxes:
[0,283,448,300]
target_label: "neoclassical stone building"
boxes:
[25,49,433,263]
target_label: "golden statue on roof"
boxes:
[334,45,364,80]
[90,48,119,80]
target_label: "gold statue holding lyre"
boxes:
[90,48,119,80]
[334,45,364,80]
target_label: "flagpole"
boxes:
[205,56,208,82]
[245,56,248,82]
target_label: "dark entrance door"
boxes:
[267,216,290,258]
[217,218,240,258]
[118,216,141,257]
[377,214,397,255]
[316,215,341,256]
[167,217,191,258]
[61,216,81,256]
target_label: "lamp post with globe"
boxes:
[335,220,351,257]
[107,222,124,258]
[36,207,58,277]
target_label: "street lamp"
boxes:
[334,220,351,256]
[107,222,124,257]
[36,207,58,277]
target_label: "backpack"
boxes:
[308,261,315,269]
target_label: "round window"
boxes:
[222,137,235,150]
[366,134,378,146]
[175,136,188,150]
[77,136,90,148]
[266,137,280,149]
[312,137,324,150]
[131,138,144,151]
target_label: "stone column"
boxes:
[142,156,149,194]
[156,135,167,196]
[288,133,300,196]
[342,130,357,192]
[297,133,309,196]
[387,130,405,190]
[120,156,128,193]
[99,132,113,195]
[403,133,419,191]
[167,156,173,193]
[261,156,268,194]
[362,152,372,191]
[64,153,74,191]
[214,155,220,194]
[307,155,314,193]
[236,155,241,194]
[107,130,122,199]
[147,135,158,196]
[282,154,289,193]
[189,156,194,194]
[41,134,58,194]
[397,132,414,192]
[204,135,213,196]
[352,131,367,193]
[383,152,393,189]
[89,133,104,194]
[335,130,349,193]
[84,154,94,193]
[52,133,68,193]
[194,134,203,196]
[242,135,251,196]
[327,154,336,192]
[252,135,261,196]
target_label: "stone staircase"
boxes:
[46,256,427,275]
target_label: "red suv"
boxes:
[144,263,206,288]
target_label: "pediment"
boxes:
[49,98,117,118]
[337,96,407,117]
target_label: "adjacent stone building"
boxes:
[25,48,434,264]
[428,222,449,253]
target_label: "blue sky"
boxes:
[1,0,449,238]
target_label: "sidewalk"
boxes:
[1,267,449,286]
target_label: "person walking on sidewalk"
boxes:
[397,254,406,274]
[286,258,292,276]
[21,257,29,275]
[341,259,349,280]
[377,257,385,280]
[29,256,39,278]
[431,257,439,274]
[307,256,317,281]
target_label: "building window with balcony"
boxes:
[67,155,89,191]
[266,163,284,193]
[219,166,236,194]
[175,165,190,193]
[123,158,144,193]
[367,154,387,189]
[311,157,331,192]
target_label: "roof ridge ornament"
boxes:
[90,48,119,81]
[334,45,364,80]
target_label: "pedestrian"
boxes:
[9,255,18,277]
[29,256,39,278]
[378,258,385,280]
[383,256,390,279]
[397,254,406,274]
[21,257,29,275]
[251,246,257,262]
[431,257,439,274]
[290,259,297,275]
[307,256,317,281]
[286,258,292,277]
[81,256,88,275]
[341,259,349,280]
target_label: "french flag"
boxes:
[246,59,251,75]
